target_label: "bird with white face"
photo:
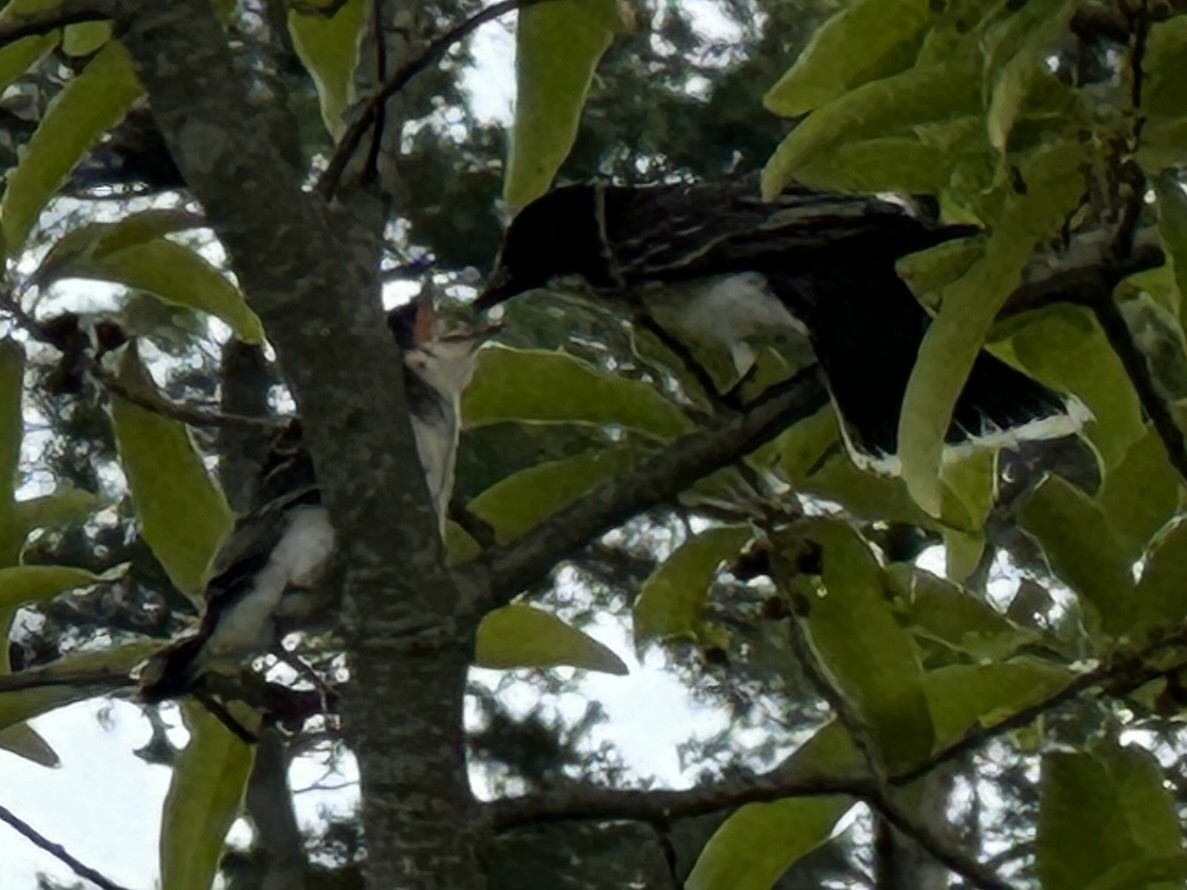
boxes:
[137,296,497,704]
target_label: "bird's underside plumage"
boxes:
[138,300,494,704]
[137,420,327,703]
[479,179,1087,464]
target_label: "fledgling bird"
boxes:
[137,298,497,703]
[477,180,1089,470]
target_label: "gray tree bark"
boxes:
[115,2,484,886]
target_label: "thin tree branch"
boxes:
[891,628,1187,785]
[0,292,275,430]
[859,791,1015,890]
[485,770,872,830]
[1087,293,1187,481]
[780,595,1012,890]
[318,0,569,198]
[90,357,279,430]
[488,631,1187,827]
[0,802,134,890]
[457,368,830,615]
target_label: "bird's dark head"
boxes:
[477,184,618,310]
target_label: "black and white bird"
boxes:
[477,180,1089,470]
[138,298,496,703]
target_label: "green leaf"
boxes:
[505,0,623,209]
[0,41,142,257]
[444,522,481,567]
[984,0,1077,152]
[1154,176,1187,338]
[0,723,59,767]
[1121,292,1187,401]
[0,32,55,97]
[800,519,934,770]
[1096,430,1180,562]
[0,687,84,734]
[469,444,640,543]
[287,0,366,139]
[0,0,63,95]
[12,488,101,531]
[61,21,111,56]
[924,659,1071,748]
[1002,305,1143,470]
[762,0,930,117]
[777,405,839,475]
[464,346,692,440]
[800,452,933,527]
[1085,856,1187,890]
[762,60,980,199]
[1039,743,1181,890]
[939,451,996,579]
[0,642,157,731]
[65,239,263,343]
[160,702,254,890]
[688,722,859,890]
[899,140,1088,514]
[0,489,102,567]
[792,137,953,194]
[686,796,850,890]
[1144,15,1187,122]
[634,526,752,644]
[0,565,106,612]
[1018,475,1135,637]
[33,209,207,289]
[1139,117,1187,173]
[895,567,1038,662]
[111,347,232,599]
[476,605,628,674]
[1132,521,1187,640]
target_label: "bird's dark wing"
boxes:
[477,179,976,308]
[604,181,968,286]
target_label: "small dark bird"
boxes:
[477,180,1088,470]
[137,298,497,703]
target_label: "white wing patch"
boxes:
[643,273,808,375]
[205,506,335,659]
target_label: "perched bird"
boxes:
[138,298,497,703]
[478,180,1089,470]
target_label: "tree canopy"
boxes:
[1,1,1187,889]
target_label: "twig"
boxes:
[0,0,114,46]
[457,368,830,614]
[630,308,725,416]
[485,770,872,830]
[891,628,1187,785]
[0,802,134,890]
[1100,305,1187,481]
[785,610,887,781]
[90,358,279,430]
[489,632,1187,876]
[781,591,1013,890]
[0,291,275,430]
[858,792,1015,890]
[318,0,570,198]
[1076,1,1187,486]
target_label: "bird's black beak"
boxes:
[475,266,514,312]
